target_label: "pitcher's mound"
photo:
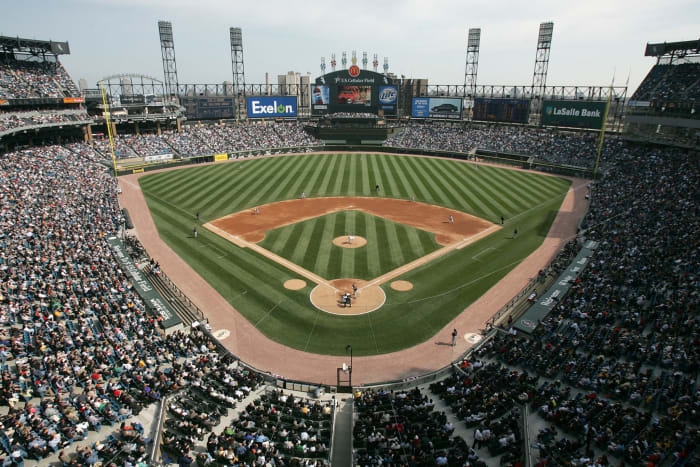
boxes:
[391,280,414,291]
[332,236,367,249]
[310,278,385,315]
[284,279,307,290]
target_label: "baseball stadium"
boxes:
[0,9,699,467]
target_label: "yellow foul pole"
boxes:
[593,82,614,179]
[99,81,118,177]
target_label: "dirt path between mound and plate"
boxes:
[118,151,589,385]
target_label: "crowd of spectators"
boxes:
[121,134,173,158]
[187,388,332,466]
[91,136,140,159]
[385,122,626,168]
[0,59,79,99]
[353,387,476,466]
[0,142,266,465]
[631,63,700,103]
[0,110,91,134]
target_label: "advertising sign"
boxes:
[378,85,398,111]
[337,85,371,105]
[412,97,462,119]
[214,154,228,162]
[63,97,85,104]
[247,96,298,118]
[541,100,607,129]
[473,98,530,123]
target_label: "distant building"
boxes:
[277,71,310,107]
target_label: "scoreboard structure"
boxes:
[311,68,397,116]
[180,96,235,120]
[473,98,530,124]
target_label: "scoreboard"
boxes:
[473,98,530,123]
[180,96,235,120]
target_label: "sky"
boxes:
[2,0,698,93]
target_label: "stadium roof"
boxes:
[645,39,700,57]
[0,35,70,55]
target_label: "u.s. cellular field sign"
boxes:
[541,100,606,129]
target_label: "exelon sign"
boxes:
[247,96,297,118]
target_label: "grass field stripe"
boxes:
[168,162,239,201]
[142,162,215,194]
[417,157,475,212]
[359,154,371,194]
[259,155,309,203]
[307,154,336,196]
[295,154,331,198]
[228,156,299,208]
[384,154,414,199]
[444,163,499,220]
[383,218,407,267]
[363,211,382,276]
[285,155,320,198]
[331,154,349,196]
[326,213,346,277]
[464,165,521,216]
[194,157,278,212]
[376,154,401,196]
[354,211,369,277]
[409,157,460,208]
[368,155,386,196]
[312,212,340,277]
[172,158,254,206]
[403,222,427,257]
[397,155,433,203]
[277,218,306,260]
[493,167,557,204]
[288,217,320,266]
[451,164,504,220]
[316,154,340,195]
[245,156,305,206]
[210,156,292,209]
[348,154,360,196]
[472,166,531,213]
[340,154,354,196]
[340,210,356,277]
[419,159,480,213]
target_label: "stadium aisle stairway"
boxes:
[331,398,353,467]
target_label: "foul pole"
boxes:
[593,81,614,179]
[99,81,118,178]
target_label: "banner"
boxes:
[214,154,228,162]
[514,240,598,334]
[63,97,84,104]
[144,153,174,163]
[412,97,462,119]
[541,100,607,129]
[247,96,298,118]
[132,168,145,174]
[106,236,182,330]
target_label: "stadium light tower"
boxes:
[362,51,368,70]
[341,51,347,69]
[158,21,179,100]
[320,57,326,75]
[383,57,389,75]
[229,27,246,120]
[464,28,481,97]
[331,53,336,72]
[532,22,554,100]
[372,54,379,72]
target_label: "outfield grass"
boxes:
[139,153,571,356]
[259,210,441,280]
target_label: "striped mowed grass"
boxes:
[139,152,571,356]
[259,210,442,280]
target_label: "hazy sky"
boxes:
[2,0,698,92]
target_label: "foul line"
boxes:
[204,222,339,292]
[253,300,282,329]
[359,224,501,292]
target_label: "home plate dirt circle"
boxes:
[310,279,385,315]
[284,279,307,290]
[390,280,413,291]
[332,235,367,249]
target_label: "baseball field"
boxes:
[138,152,571,356]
